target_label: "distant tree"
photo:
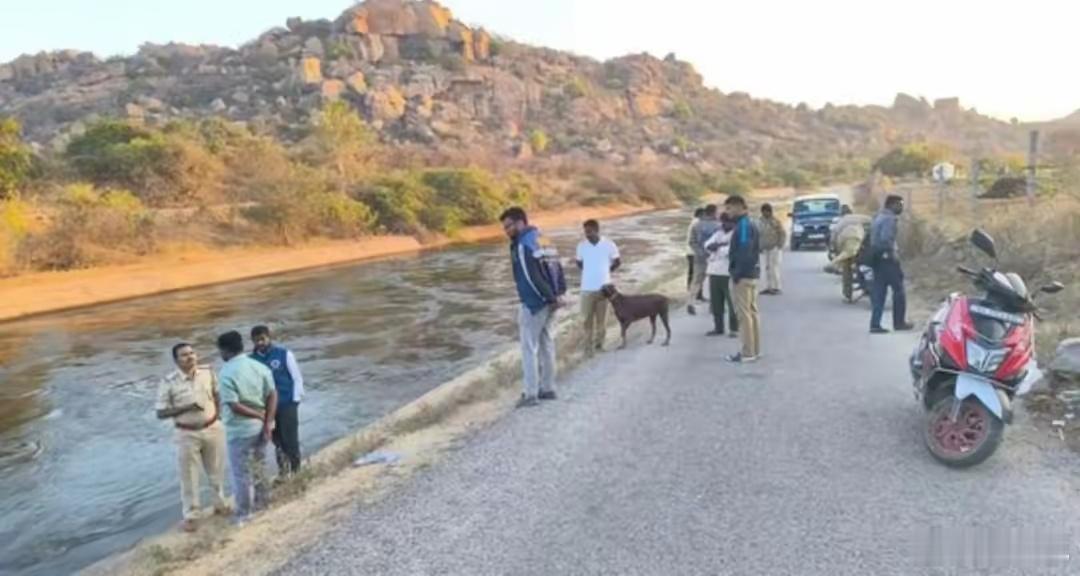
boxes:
[0,118,33,199]
[305,101,377,190]
[873,143,952,178]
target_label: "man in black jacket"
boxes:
[725,195,762,363]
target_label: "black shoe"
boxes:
[895,322,916,332]
[870,327,890,335]
[538,390,557,401]
[516,396,540,409]
[706,330,724,337]
[687,305,697,316]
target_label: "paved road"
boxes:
[279,252,1080,575]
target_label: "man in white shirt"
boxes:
[576,219,621,355]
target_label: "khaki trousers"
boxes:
[732,279,761,358]
[176,421,229,520]
[763,248,783,292]
[688,256,708,301]
[580,291,609,352]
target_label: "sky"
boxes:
[1,0,1077,122]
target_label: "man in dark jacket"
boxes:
[501,207,561,408]
[725,195,762,363]
[869,195,915,334]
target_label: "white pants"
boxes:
[763,248,783,292]
[518,305,556,399]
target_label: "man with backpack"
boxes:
[500,207,563,408]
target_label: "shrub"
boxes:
[671,101,693,121]
[420,167,508,226]
[504,171,536,207]
[20,184,155,270]
[528,129,550,155]
[244,166,374,244]
[779,168,814,190]
[303,101,377,190]
[715,176,752,197]
[65,120,223,205]
[356,173,431,235]
[666,170,708,204]
[0,118,32,199]
[873,143,953,178]
[0,199,30,274]
[564,77,590,99]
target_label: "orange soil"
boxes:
[0,203,654,322]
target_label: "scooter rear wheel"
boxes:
[924,395,1004,468]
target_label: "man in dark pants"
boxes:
[250,325,305,474]
[869,195,915,334]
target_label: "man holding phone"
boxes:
[155,342,230,532]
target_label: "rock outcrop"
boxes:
[0,0,1028,168]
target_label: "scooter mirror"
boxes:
[1041,282,1065,295]
[970,229,997,260]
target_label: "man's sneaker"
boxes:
[706,330,725,337]
[516,395,540,409]
[687,304,697,316]
[726,353,758,363]
[728,332,739,339]
[870,326,890,335]
[895,322,916,332]
[538,390,557,401]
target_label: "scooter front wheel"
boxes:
[924,395,1004,468]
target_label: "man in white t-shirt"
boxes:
[576,219,621,355]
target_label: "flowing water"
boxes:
[0,209,688,576]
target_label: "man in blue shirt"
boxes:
[217,330,277,523]
[251,325,305,475]
[869,195,915,334]
[500,207,561,408]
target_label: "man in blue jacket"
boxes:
[250,325,305,475]
[501,207,561,408]
[725,195,762,363]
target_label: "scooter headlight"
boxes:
[966,340,1006,374]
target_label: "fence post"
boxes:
[970,158,980,224]
[1027,130,1039,206]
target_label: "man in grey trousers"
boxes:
[501,207,562,408]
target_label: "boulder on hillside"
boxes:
[365,85,407,121]
[298,57,323,84]
[893,92,931,115]
[321,79,346,101]
[473,29,492,61]
[934,97,961,113]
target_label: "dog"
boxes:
[600,284,671,349]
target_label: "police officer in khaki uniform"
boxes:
[155,342,230,531]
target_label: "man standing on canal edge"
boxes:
[501,207,561,408]
[251,325,305,476]
[217,330,277,523]
[686,207,705,301]
[155,342,230,532]
[576,219,621,355]
[725,195,762,363]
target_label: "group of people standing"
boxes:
[155,326,304,531]
[686,195,784,363]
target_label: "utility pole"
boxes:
[1027,130,1039,206]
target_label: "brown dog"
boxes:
[600,284,671,348]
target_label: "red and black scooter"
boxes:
[910,229,1064,468]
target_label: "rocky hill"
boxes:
[0,0,1030,171]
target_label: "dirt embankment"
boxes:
[0,203,653,323]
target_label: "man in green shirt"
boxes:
[216,330,278,522]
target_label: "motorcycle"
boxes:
[910,229,1064,468]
